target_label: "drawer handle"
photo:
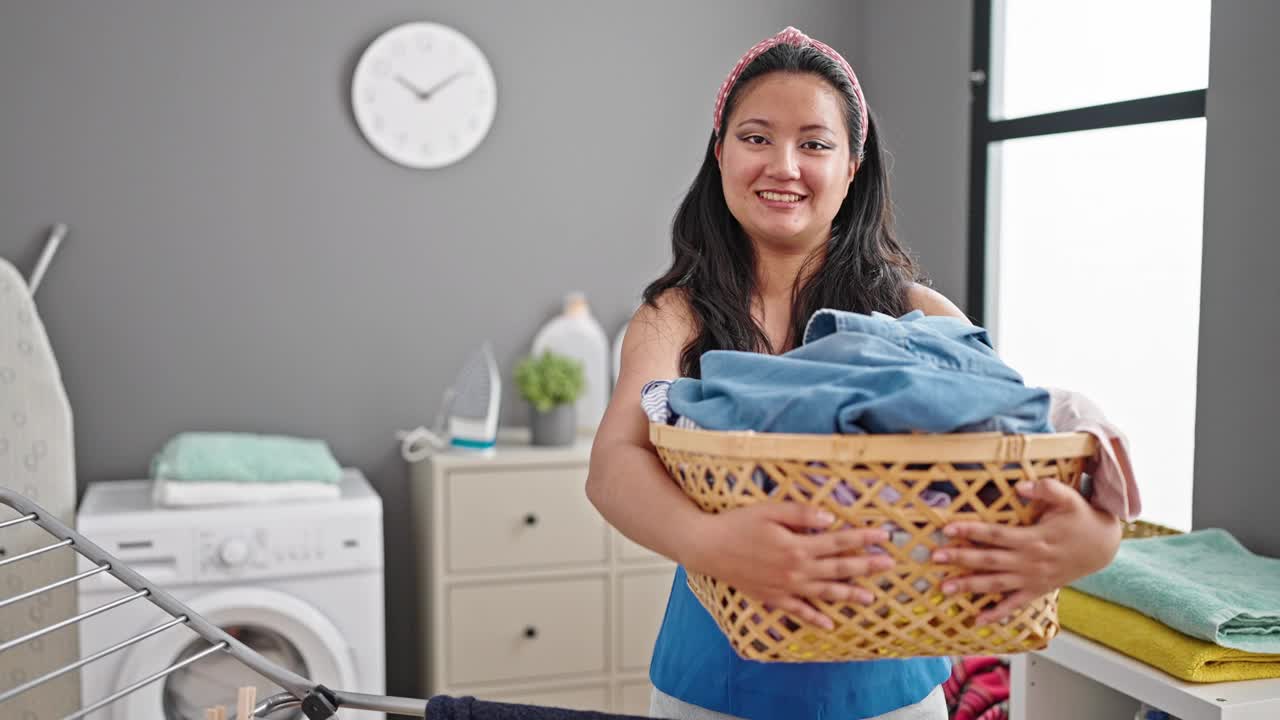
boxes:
[523,513,539,527]
[523,625,539,639]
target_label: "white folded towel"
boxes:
[152,478,340,507]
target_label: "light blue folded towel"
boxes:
[150,432,343,484]
[1071,528,1280,653]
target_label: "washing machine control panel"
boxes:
[76,478,384,592]
[195,519,380,582]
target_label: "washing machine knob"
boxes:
[219,538,251,567]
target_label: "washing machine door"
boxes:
[109,587,358,720]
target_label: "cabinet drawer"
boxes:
[447,466,606,572]
[617,681,654,716]
[486,684,610,713]
[448,577,607,686]
[618,568,677,671]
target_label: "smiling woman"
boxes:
[640,27,917,373]
[587,23,1124,720]
[586,27,956,720]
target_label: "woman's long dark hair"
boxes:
[643,43,921,378]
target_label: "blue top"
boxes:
[650,309,1054,718]
[650,568,951,720]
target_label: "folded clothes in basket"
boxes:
[1071,528,1280,654]
[425,695,650,719]
[661,309,1051,435]
[643,309,1140,521]
[641,314,1015,521]
[151,431,343,484]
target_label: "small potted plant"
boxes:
[515,350,585,447]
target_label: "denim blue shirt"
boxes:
[667,309,1051,435]
[649,310,1048,719]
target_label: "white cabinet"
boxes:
[1012,630,1280,720]
[411,437,674,713]
[444,467,607,572]
[447,577,608,685]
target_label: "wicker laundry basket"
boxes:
[650,424,1098,662]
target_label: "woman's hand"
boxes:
[679,503,894,630]
[932,478,1122,625]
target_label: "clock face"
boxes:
[351,23,497,169]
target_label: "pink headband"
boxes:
[712,26,869,158]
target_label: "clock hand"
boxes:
[395,74,429,99]
[420,69,469,101]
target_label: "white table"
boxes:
[1010,630,1280,720]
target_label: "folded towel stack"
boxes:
[151,432,344,507]
[1059,588,1280,683]
[1072,528,1280,654]
[1062,528,1280,682]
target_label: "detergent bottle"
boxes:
[531,292,609,433]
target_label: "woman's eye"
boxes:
[802,141,833,151]
[741,135,769,145]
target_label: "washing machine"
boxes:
[76,470,385,720]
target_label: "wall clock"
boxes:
[352,22,497,169]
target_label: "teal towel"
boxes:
[1071,528,1280,653]
[151,432,343,484]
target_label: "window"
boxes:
[969,1,1211,530]
[995,1,1211,120]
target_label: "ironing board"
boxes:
[0,257,81,718]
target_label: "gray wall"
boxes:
[852,1,974,307]
[1192,0,1280,557]
[0,0,861,697]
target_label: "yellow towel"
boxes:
[1059,587,1280,683]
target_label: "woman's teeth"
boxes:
[759,191,804,202]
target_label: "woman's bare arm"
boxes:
[585,293,708,563]
[586,292,893,628]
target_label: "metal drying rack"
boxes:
[0,486,427,719]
